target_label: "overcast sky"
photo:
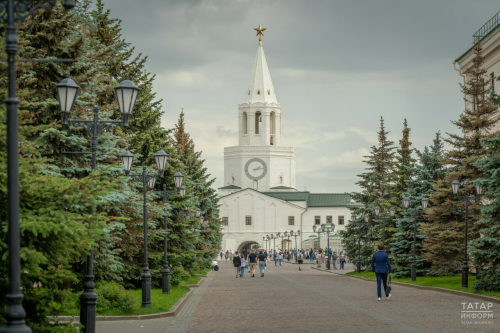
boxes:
[103,0,499,193]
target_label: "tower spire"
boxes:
[254,23,266,45]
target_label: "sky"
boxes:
[102,0,500,193]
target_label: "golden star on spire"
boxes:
[254,23,266,45]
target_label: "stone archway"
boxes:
[237,241,262,258]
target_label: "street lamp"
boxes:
[324,223,334,270]
[59,73,140,333]
[451,180,482,289]
[279,233,285,252]
[312,225,322,249]
[402,196,428,282]
[114,75,141,127]
[285,231,291,257]
[263,236,267,251]
[3,3,76,332]
[354,219,367,274]
[292,230,301,262]
[271,234,276,252]
[374,206,395,246]
[152,172,185,294]
[121,150,167,308]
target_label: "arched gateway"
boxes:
[237,241,262,257]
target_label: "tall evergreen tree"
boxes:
[421,42,498,275]
[391,133,445,278]
[347,117,397,267]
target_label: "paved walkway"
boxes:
[98,260,498,333]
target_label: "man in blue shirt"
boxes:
[371,243,392,301]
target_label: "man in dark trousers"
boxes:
[233,251,242,278]
[371,243,392,301]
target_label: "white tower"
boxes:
[221,24,296,193]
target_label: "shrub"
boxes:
[170,266,191,286]
[473,279,500,292]
[95,281,136,312]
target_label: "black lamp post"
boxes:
[263,236,267,251]
[2,2,76,333]
[152,172,185,294]
[292,230,300,262]
[312,225,322,249]
[353,214,368,273]
[266,235,270,252]
[279,233,285,252]
[59,73,139,332]
[451,180,482,289]
[324,223,334,270]
[285,231,290,258]
[402,197,428,282]
[120,149,168,307]
[374,206,395,247]
[271,234,276,251]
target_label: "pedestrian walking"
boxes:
[332,252,338,269]
[278,252,283,266]
[257,251,266,277]
[240,254,246,277]
[340,252,345,269]
[297,251,304,271]
[225,250,229,263]
[371,243,392,301]
[274,250,278,266]
[233,251,242,278]
[248,249,258,277]
[220,250,224,261]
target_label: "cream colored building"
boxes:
[218,27,360,254]
[455,10,500,132]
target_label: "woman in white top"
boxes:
[239,255,246,277]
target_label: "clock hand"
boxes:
[253,166,263,171]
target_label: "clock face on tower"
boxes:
[245,158,268,180]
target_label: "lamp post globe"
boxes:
[374,206,380,217]
[475,184,482,196]
[56,74,80,125]
[321,223,326,232]
[364,214,369,223]
[179,187,187,197]
[389,207,395,218]
[351,214,356,222]
[120,150,135,175]
[312,225,316,233]
[154,150,169,177]
[451,180,460,196]
[421,198,429,210]
[174,172,184,189]
[196,208,201,218]
[147,174,157,189]
[114,75,141,127]
[403,197,410,209]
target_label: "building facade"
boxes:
[455,10,500,132]
[218,28,360,254]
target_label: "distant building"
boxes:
[217,26,360,255]
[455,10,500,132]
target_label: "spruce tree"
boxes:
[347,117,397,267]
[391,133,445,278]
[421,42,497,275]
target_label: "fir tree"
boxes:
[421,42,498,275]
[391,132,445,278]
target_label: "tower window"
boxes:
[267,89,270,95]
[257,89,260,95]
[279,175,283,184]
[246,216,252,225]
[222,217,228,226]
[248,90,250,95]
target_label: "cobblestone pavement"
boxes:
[184,261,498,333]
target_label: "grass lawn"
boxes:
[180,276,201,285]
[61,285,191,316]
[346,272,500,299]
[196,268,211,275]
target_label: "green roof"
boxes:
[269,186,296,190]
[218,185,242,190]
[261,191,310,201]
[307,194,352,207]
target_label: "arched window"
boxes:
[242,112,247,134]
[267,89,270,95]
[248,90,250,95]
[231,175,235,185]
[279,174,283,184]
[257,89,260,95]
[255,111,262,134]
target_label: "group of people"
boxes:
[221,243,393,301]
